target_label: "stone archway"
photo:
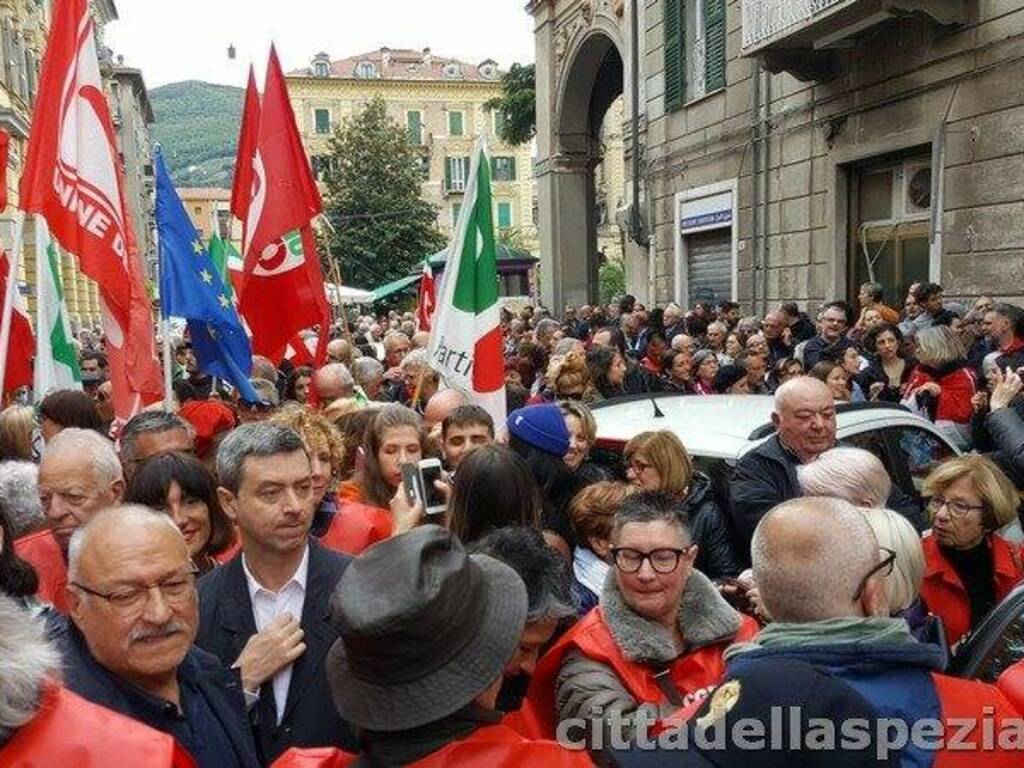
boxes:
[533,2,626,311]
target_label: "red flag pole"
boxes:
[0,211,25,395]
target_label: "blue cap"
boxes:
[506,403,570,457]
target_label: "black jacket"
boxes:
[986,403,1024,490]
[802,335,855,370]
[685,472,742,580]
[196,540,356,764]
[729,435,801,567]
[857,358,914,403]
[53,616,260,768]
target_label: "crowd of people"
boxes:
[2,280,1024,766]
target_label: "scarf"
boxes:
[726,616,914,660]
[573,547,609,599]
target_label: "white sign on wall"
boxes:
[679,190,733,233]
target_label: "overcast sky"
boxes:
[104,1,537,90]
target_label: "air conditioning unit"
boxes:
[897,160,932,218]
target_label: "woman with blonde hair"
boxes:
[623,431,741,578]
[857,507,942,647]
[903,325,977,446]
[0,405,34,461]
[919,454,1023,648]
[558,400,608,487]
[547,351,596,403]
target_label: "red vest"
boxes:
[1,684,196,767]
[13,529,69,614]
[920,533,1023,649]
[517,605,758,740]
[271,724,593,768]
[318,498,393,556]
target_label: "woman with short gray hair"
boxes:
[797,446,892,508]
[521,491,758,747]
[902,325,978,447]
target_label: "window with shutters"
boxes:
[496,202,512,229]
[445,156,470,192]
[407,110,423,145]
[314,109,330,134]
[448,110,464,136]
[663,0,726,112]
[493,110,507,137]
[491,156,516,182]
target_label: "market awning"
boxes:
[325,283,375,305]
[370,273,420,302]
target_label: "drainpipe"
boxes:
[630,0,646,252]
[751,62,762,314]
[761,68,772,316]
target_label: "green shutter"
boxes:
[663,0,686,111]
[509,156,516,180]
[449,111,463,136]
[490,156,498,179]
[704,0,726,92]
[315,109,330,134]
[407,111,422,145]
[497,202,512,229]
[444,157,452,190]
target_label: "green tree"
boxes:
[484,64,536,146]
[322,97,445,290]
[599,260,626,305]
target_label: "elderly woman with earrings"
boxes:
[919,455,1024,649]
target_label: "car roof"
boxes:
[591,393,926,460]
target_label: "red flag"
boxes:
[239,46,330,365]
[0,249,33,394]
[19,0,161,419]
[230,66,260,225]
[416,260,435,332]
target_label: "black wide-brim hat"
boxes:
[326,527,527,732]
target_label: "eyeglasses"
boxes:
[71,562,200,617]
[853,548,896,601]
[927,496,985,519]
[627,458,653,475]
[611,546,693,574]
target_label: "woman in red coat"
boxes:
[919,454,1024,650]
[903,325,978,446]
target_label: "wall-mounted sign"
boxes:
[680,190,733,234]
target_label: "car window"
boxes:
[970,613,1024,684]
[839,429,890,470]
[887,426,954,492]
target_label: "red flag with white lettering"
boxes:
[19,0,161,419]
[239,46,330,365]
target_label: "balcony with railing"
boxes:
[741,0,966,80]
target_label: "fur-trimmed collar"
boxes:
[600,568,743,664]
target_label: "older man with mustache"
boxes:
[52,505,259,768]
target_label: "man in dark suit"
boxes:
[58,505,259,768]
[197,423,355,764]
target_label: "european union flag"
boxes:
[155,151,260,403]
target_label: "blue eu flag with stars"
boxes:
[155,151,260,403]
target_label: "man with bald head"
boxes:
[15,428,125,612]
[57,506,259,767]
[423,388,470,431]
[313,362,355,404]
[729,377,836,564]
[326,338,353,368]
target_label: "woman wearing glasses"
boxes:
[919,455,1023,649]
[521,492,757,746]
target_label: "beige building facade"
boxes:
[533,0,1024,313]
[286,48,538,278]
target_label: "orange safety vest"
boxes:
[517,605,759,740]
[14,529,69,614]
[1,684,196,767]
[920,534,1023,649]
[318,498,393,556]
[271,723,593,768]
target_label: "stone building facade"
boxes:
[286,48,538,264]
[533,0,1024,314]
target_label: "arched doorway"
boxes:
[537,26,625,311]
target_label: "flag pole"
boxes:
[162,318,173,406]
[0,210,26,395]
[318,214,352,344]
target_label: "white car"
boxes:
[590,394,961,500]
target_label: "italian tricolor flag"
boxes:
[34,217,81,399]
[428,138,506,427]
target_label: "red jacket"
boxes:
[318,498,393,556]
[271,723,593,767]
[1,684,196,767]
[13,529,69,613]
[516,605,758,740]
[920,533,1023,649]
[905,365,977,424]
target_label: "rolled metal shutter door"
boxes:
[686,229,732,305]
